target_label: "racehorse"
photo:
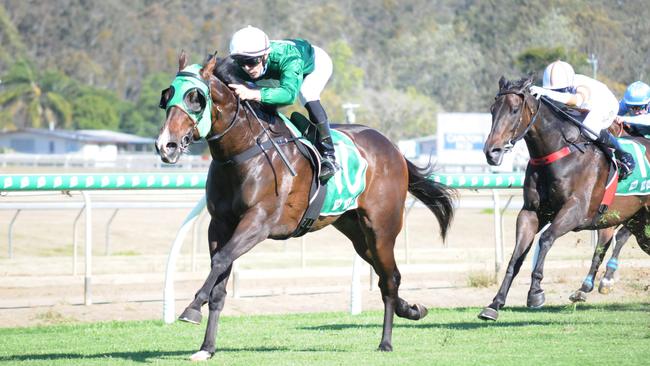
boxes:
[478,75,650,321]
[155,51,456,360]
[569,226,632,302]
[570,119,650,302]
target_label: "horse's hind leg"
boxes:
[335,210,423,352]
[335,214,426,319]
[599,227,632,294]
[570,228,615,303]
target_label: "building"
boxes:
[0,128,155,160]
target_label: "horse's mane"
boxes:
[208,55,278,118]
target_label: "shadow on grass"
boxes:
[498,302,649,314]
[301,320,567,332]
[300,303,650,332]
[0,346,297,363]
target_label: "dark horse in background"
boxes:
[479,75,650,321]
[570,120,650,302]
[155,51,455,360]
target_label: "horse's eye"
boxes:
[511,106,520,114]
[185,89,206,113]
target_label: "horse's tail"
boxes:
[406,159,456,239]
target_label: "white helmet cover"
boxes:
[542,60,575,89]
[229,25,270,57]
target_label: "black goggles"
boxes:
[628,104,646,112]
[234,56,263,67]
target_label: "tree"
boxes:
[72,93,119,130]
[0,60,73,130]
[121,72,169,137]
[356,87,438,141]
[515,47,589,80]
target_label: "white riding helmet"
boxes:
[229,26,270,57]
[542,60,575,89]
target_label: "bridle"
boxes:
[205,90,240,142]
[493,89,541,152]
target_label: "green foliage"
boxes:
[357,86,438,140]
[2,0,650,136]
[515,47,589,79]
[123,72,170,137]
[72,94,119,130]
[0,60,73,130]
[327,40,364,95]
[0,4,27,70]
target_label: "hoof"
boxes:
[569,290,587,303]
[179,307,202,324]
[414,303,428,320]
[189,350,213,362]
[377,342,393,352]
[598,278,614,294]
[478,307,498,321]
[527,291,545,309]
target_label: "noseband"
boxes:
[494,90,541,152]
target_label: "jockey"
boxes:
[530,60,635,179]
[617,81,650,123]
[227,25,339,182]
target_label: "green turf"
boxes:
[1,303,649,365]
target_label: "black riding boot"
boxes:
[305,101,339,181]
[597,129,635,180]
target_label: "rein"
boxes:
[205,94,240,142]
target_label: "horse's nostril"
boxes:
[166,142,178,150]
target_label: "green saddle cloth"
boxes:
[278,113,368,215]
[616,139,650,195]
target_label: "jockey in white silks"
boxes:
[529,60,635,180]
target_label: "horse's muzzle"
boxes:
[484,147,505,166]
[155,139,181,164]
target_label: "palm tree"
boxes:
[0,60,72,131]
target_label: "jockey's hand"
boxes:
[529,86,547,99]
[228,84,262,102]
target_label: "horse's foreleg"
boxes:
[181,209,270,359]
[600,226,632,294]
[479,210,538,321]
[181,219,232,322]
[528,205,583,308]
[570,228,615,303]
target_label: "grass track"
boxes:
[1,303,649,365]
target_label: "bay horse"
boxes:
[155,51,455,360]
[479,75,650,321]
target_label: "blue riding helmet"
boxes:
[623,81,650,106]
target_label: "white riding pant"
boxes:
[299,46,332,105]
[582,96,619,139]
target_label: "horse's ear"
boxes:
[179,50,188,71]
[523,72,535,88]
[498,76,507,90]
[201,51,218,80]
